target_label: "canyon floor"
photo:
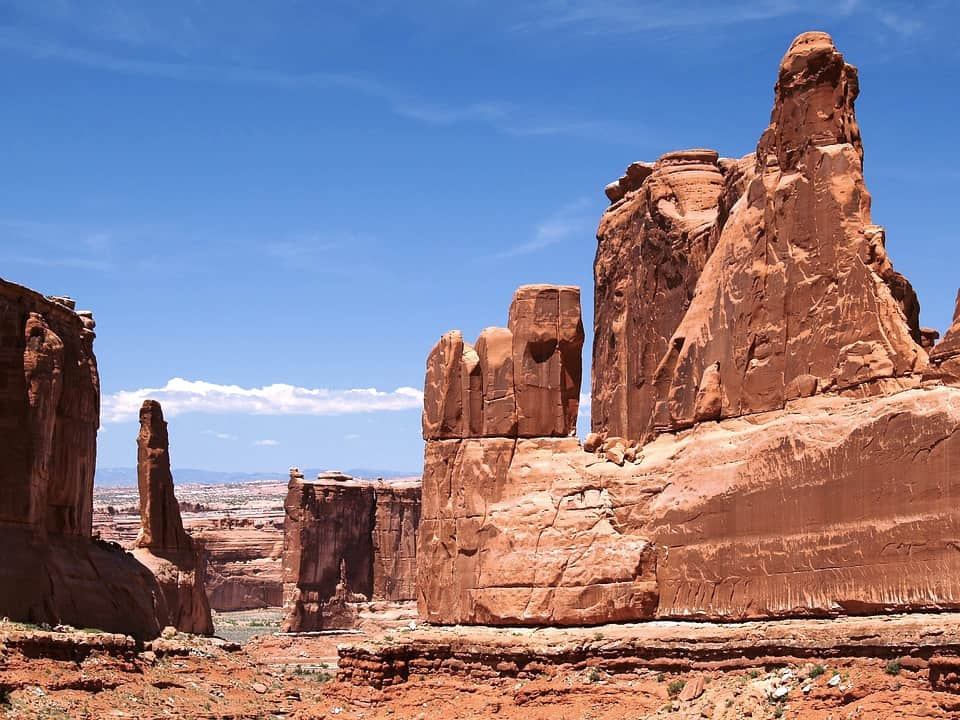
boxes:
[3,612,960,719]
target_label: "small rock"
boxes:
[802,683,812,694]
[139,650,157,665]
[604,182,625,204]
[161,626,178,639]
[251,682,268,694]
[605,445,626,466]
[408,620,417,631]
[828,674,841,687]
[771,686,790,700]
[583,432,606,453]
[679,674,705,701]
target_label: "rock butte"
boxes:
[282,469,421,631]
[132,399,214,635]
[418,32,960,626]
[0,279,168,639]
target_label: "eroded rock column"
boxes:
[132,400,214,635]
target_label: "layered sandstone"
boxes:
[132,400,214,635]
[282,470,421,632]
[0,279,167,639]
[423,285,583,440]
[418,32,960,627]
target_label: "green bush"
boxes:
[886,658,901,676]
[808,664,826,679]
[667,679,685,697]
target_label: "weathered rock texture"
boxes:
[92,485,285,612]
[594,32,923,442]
[282,470,421,632]
[418,32,960,627]
[194,518,284,611]
[132,400,214,635]
[423,285,583,440]
[0,279,168,639]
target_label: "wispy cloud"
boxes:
[264,233,349,266]
[101,377,424,423]
[202,430,238,441]
[874,8,925,37]
[0,219,116,271]
[0,29,624,141]
[510,0,860,34]
[494,197,596,258]
[253,439,279,447]
[578,392,591,417]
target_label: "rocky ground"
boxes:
[3,613,960,719]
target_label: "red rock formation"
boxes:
[423,285,583,441]
[593,150,730,441]
[929,290,960,375]
[193,518,284,611]
[372,482,421,601]
[0,279,167,640]
[132,400,214,635]
[418,32,960,627]
[281,470,421,632]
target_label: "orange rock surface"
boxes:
[418,32,960,627]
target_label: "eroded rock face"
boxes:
[423,285,583,441]
[0,279,167,639]
[418,32,960,627]
[593,150,731,441]
[595,32,923,441]
[281,470,421,632]
[133,400,214,635]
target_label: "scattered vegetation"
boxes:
[886,658,902,676]
[749,669,760,679]
[593,631,604,641]
[0,688,10,706]
[656,671,665,682]
[772,705,784,718]
[667,679,686,697]
[588,667,601,683]
[808,664,826,679]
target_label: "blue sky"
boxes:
[2,1,958,476]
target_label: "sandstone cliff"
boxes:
[282,470,421,632]
[418,32,960,627]
[0,279,168,639]
[132,400,214,635]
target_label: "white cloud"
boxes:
[101,377,424,423]
[344,433,361,441]
[202,430,238,441]
[253,439,279,447]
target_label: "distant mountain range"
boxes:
[95,466,420,487]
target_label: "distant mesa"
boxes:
[281,468,421,632]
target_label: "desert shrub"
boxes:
[667,679,685,697]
